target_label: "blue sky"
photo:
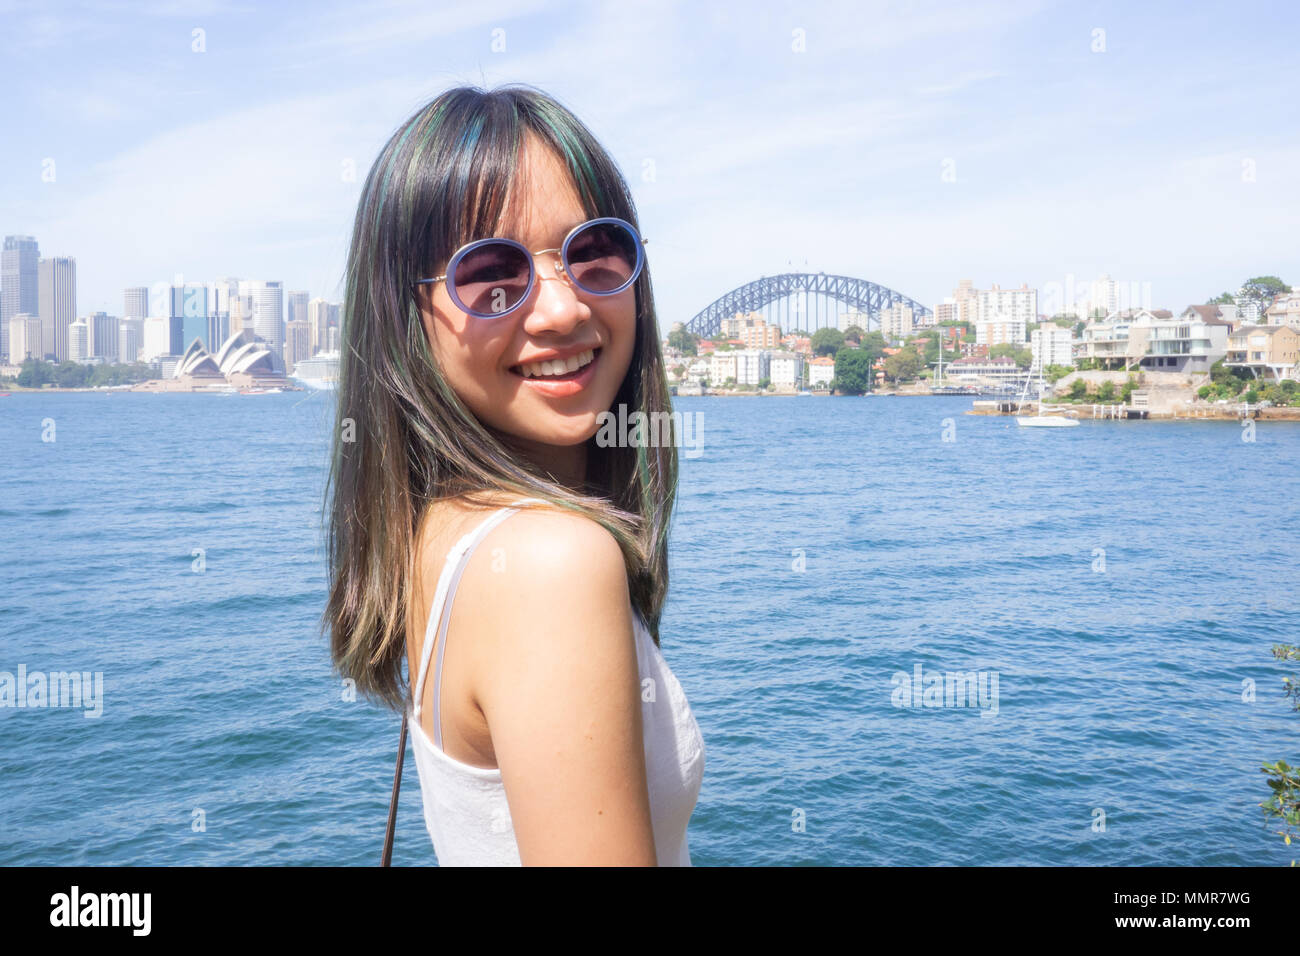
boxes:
[4,0,1298,329]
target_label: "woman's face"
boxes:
[417,134,637,469]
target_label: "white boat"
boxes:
[1014,359,1079,427]
[1017,414,1078,427]
[292,351,339,391]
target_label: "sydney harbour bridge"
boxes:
[682,272,932,338]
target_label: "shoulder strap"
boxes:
[412,498,548,749]
[383,496,547,865]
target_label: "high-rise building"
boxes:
[8,313,43,362]
[38,256,76,361]
[207,278,237,350]
[975,318,1028,347]
[238,280,284,365]
[69,319,89,362]
[123,286,149,320]
[175,282,210,352]
[141,317,169,362]
[119,318,143,364]
[1031,325,1073,369]
[209,278,239,316]
[287,290,309,328]
[1089,274,1119,317]
[976,283,1037,327]
[952,279,978,325]
[879,303,915,341]
[2,236,41,361]
[308,298,331,354]
[285,319,311,371]
[87,312,119,360]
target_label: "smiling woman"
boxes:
[323,83,705,866]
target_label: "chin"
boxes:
[525,418,602,448]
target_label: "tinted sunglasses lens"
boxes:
[566,221,640,294]
[451,242,531,315]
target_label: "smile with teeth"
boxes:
[512,348,598,378]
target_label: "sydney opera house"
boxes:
[132,329,290,392]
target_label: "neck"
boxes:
[498,432,589,492]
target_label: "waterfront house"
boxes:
[807,356,835,387]
[767,351,805,390]
[1074,309,1228,374]
[944,354,1021,382]
[1224,324,1300,381]
[1265,293,1300,331]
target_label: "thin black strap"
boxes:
[380,712,408,866]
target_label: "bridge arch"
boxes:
[682,272,932,338]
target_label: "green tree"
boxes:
[883,349,923,383]
[1261,644,1300,863]
[989,343,1033,368]
[1044,364,1072,383]
[16,358,55,388]
[1068,378,1088,400]
[667,327,699,355]
[1096,381,1116,402]
[1207,291,1236,306]
[811,327,845,357]
[833,347,873,395]
[53,361,88,389]
[1240,276,1291,318]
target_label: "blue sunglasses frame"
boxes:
[414,216,648,318]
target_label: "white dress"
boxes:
[407,498,706,865]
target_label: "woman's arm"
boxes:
[464,508,658,866]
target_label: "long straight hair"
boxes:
[325,84,678,712]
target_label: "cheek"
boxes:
[423,312,504,407]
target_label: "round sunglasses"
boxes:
[415,217,647,319]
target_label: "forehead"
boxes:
[494,135,588,246]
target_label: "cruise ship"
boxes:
[292,351,340,390]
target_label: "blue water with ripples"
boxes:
[2,391,1297,865]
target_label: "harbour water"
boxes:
[1,392,1297,865]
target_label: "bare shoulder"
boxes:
[452,502,655,864]
[454,502,632,646]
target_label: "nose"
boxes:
[521,254,587,335]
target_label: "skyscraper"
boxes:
[38,257,76,361]
[8,314,42,362]
[87,312,119,360]
[69,319,89,362]
[119,318,143,364]
[123,286,149,320]
[285,318,311,372]
[2,236,40,362]
[178,282,209,351]
[238,280,284,367]
[287,290,309,327]
[307,298,331,354]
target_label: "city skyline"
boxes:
[3,0,1298,330]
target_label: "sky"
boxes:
[4,0,1299,332]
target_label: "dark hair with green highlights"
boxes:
[324,83,679,712]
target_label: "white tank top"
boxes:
[407,498,706,866]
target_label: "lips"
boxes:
[508,346,601,397]
[509,347,600,379]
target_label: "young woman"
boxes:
[325,84,705,866]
